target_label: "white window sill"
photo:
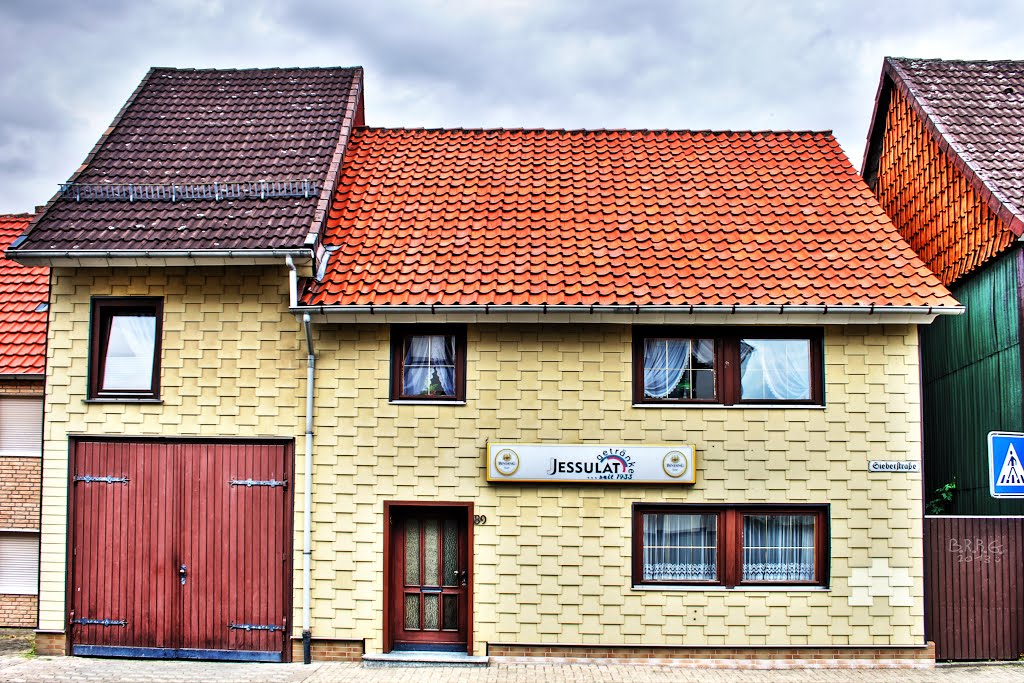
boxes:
[84,398,163,404]
[0,450,41,458]
[632,403,825,410]
[631,584,830,592]
[389,400,467,406]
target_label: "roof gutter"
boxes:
[7,248,314,267]
[291,303,965,316]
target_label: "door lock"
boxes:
[179,564,188,586]
[457,570,468,587]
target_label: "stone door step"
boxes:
[363,650,490,667]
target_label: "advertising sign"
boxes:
[486,442,696,484]
[989,432,1024,498]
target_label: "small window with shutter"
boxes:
[0,396,42,457]
[0,532,39,595]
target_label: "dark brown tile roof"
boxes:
[863,58,1024,237]
[15,66,363,254]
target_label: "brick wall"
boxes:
[0,594,36,627]
[0,456,41,529]
[290,638,363,662]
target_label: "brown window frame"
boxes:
[631,504,830,589]
[88,297,163,401]
[632,327,824,406]
[389,325,467,402]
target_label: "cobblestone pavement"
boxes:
[1,657,1024,683]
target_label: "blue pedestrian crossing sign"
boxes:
[989,432,1024,498]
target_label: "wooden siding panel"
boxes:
[920,250,1024,515]
[925,517,1024,660]
[874,86,1016,286]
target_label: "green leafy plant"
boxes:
[925,479,957,515]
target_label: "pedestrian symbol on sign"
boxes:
[989,432,1024,498]
[997,444,1024,485]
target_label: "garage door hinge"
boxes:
[229,478,288,489]
[72,617,127,627]
[73,475,129,485]
[229,622,285,632]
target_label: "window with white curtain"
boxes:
[634,328,822,405]
[391,326,466,401]
[633,505,827,587]
[89,298,163,400]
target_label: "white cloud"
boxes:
[0,0,1022,212]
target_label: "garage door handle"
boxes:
[179,564,188,585]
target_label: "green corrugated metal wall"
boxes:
[921,245,1023,515]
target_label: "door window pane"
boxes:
[404,520,420,585]
[423,593,440,630]
[742,514,816,581]
[423,519,440,586]
[101,315,156,391]
[642,513,717,581]
[739,339,811,400]
[404,594,420,630]
[442,520,458,587]
[442,594,458,630]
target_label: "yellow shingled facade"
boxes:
[38,265,925,654]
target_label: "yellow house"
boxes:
[10,68,961,668]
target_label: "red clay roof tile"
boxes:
[0,214,47,375]
[303,128,956,308]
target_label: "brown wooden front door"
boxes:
[389,507,469,651]
[69,439,293,661]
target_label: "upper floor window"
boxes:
[89,297,163,401]
[633,327,823,406]
[390,326,466,402]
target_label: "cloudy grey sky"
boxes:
[0,0,1020,213]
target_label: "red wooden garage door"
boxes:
[69,438,293,661]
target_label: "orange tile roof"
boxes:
[0,214,47,375]
[303,128,957,309]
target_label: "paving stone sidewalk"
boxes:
[2,657,1024,683]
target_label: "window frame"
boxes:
[88,297,164,401]
[389,325,467,403]
[632,326,824,406]
[631,504,830,589]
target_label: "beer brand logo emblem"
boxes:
[495,448,520,476]
[662,450,688,478]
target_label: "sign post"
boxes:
[988,432,1024,498]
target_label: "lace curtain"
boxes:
[101,315,156,391]
[739,339,810,400]
[643,339,714,398]
[642,513,717,581]
[403,335,456,396]
[742,514,815,581]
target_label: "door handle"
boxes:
[179,564,188,586]
[457,570,468,587]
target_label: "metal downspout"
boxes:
[287,256,315,664]
[302,313,314,664]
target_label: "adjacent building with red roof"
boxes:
[0,213,47,628]
[862,57,1024,519]
[10,66,956,667]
